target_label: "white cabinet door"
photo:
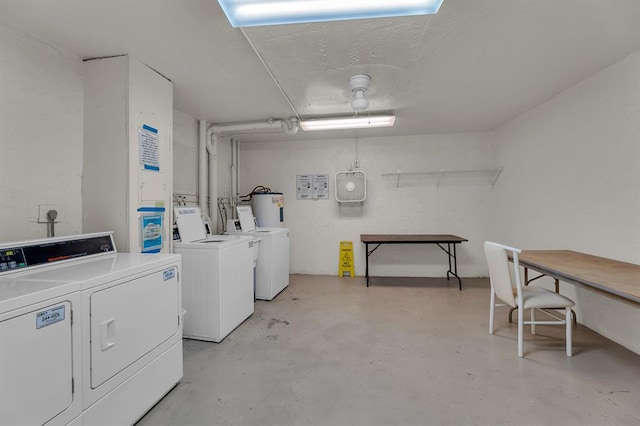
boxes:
[90,267,179,388]
[0,301,73,425]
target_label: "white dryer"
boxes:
[174,207,254,342]
[227,205,290,301]
[0,232,183,426]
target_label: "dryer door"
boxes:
[89,267,179,388]
[0,301,73,425]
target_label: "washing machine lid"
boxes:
[237,205,256,232]
[254,227,289,235]
[175,206,208,242]
[174,234,252,249]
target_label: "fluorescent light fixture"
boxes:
[218,0,444,27]
[299,115,396,131]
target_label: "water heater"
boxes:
[251,192,284,227]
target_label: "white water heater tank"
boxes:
[251,192,284,228]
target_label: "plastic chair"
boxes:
[484,241,575,357]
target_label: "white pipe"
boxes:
[235,138,240,202]
[207,134,218,233]
[231,138,238,207]
[208,118,298,136]
[198,120,208,217]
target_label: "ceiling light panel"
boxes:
[218,0,444,27]
[300,115,396,131]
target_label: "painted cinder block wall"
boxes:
[238,133,497,278]
[0,23,83,241]
[490,49,640,354]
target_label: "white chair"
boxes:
[484,241,575,358]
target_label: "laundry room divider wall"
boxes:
[83,55,174,253]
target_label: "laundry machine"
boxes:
[174,206,254,342]
[0,232,183,425]
[227,205,290,301]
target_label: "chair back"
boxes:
[484,241,522,308]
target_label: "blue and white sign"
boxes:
[163,268,176,281]
[139,124,160,171]
[36,305,65,329]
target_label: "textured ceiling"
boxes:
[2,0,640,141]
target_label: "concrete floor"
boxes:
[138,275,640,425]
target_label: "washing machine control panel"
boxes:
[0,233,116,274]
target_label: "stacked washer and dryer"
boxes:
[0,232,183,425]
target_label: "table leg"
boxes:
[365,243,369,287]
[440,243,462,290]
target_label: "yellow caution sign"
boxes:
[338,241,355,277]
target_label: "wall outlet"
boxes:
[354,160,360,168]
[38,204,60,223]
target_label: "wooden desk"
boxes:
[360,234,468,289]
[518,250,640,304]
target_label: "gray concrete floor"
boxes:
[138,275,640,425]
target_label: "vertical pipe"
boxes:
[198,120,208,217]
[236,139,240,200]
[207,134,218,233]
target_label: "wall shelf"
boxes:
[381,167,503,188]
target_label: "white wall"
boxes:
[239,133,497,277]
[492,49,640,354]
[0,23,83,241]
[173,110,199,196]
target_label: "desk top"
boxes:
[519,250,640,304]
[360,234,467,244]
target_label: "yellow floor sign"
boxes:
[338,241,355,277]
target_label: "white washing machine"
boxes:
[227,205,290,301]
[0,232,183,426]
[174,207,254,342]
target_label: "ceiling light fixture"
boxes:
[299,115,396,131]
[349,74,370,112]
[218,0,444,27]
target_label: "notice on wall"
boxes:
[313,174,330,199]
[139,124,159,171]
[296,175,313,199]
[297,174,330,200]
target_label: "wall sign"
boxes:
[139,124,160,171]
[296,174,329,200]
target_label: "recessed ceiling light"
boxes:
[218,0,444,27]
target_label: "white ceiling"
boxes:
[2,0,640,142]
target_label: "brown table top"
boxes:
[360,234,467,244]
[519,250,640,304]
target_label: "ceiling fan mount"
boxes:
[349,74,371,112]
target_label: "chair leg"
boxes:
[566,307,572,357]
[489,290,495,335]
[531,308,536,335]
[518,304,524,357]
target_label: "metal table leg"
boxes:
[365,243,369,287]
[437,242,463,290]
[365,243,382,287]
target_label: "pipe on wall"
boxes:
[206,133,218,233]
[209,118,298,136]
[198,120,208,218]
[200,118,297,227]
